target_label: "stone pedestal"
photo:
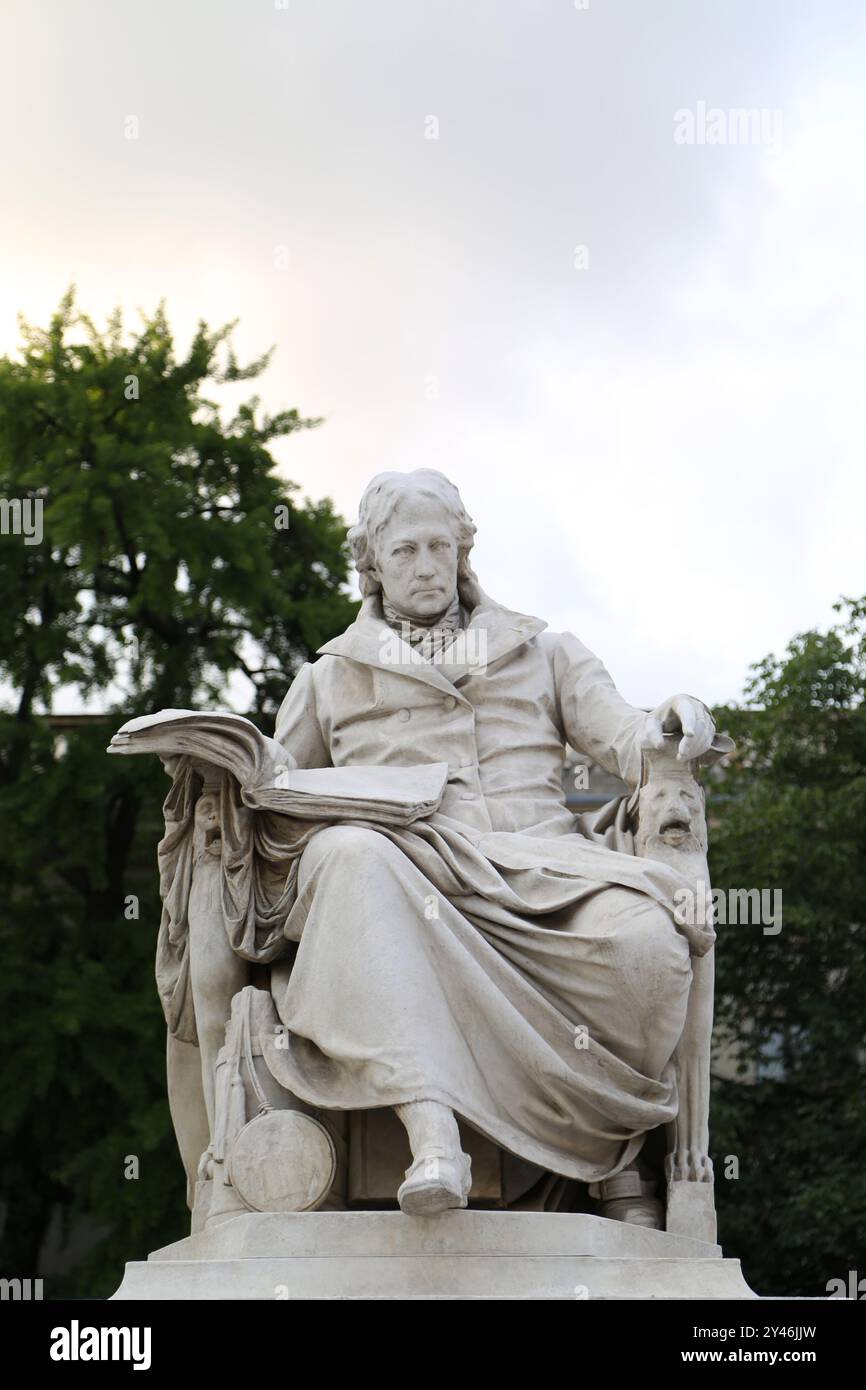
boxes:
[112,1210,757,1300]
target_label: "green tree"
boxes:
[708,596,866,1296]
[0,291,357,1295]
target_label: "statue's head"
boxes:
[348,469,478,620]
[632,753,709,859]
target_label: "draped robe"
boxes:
[156,594,715,1187]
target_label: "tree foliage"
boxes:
[708,597,866,1296]
[0,293,357,1295]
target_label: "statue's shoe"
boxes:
[591,1165,665,1229]
[598,1194,665,1229]
[397,1148,472,1216]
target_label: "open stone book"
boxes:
[108,709,448,826]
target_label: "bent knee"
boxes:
[298,824,399,888]
[615,897,692,983]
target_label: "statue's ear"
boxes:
[698,733,736,768]
[457,564,485,611]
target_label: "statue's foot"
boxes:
[394,1099,471,1215]
[593,1162,664,1230]
[397,1148,472,1216]
[598,1193,664,1229]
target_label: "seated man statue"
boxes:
[118,468,728,1231]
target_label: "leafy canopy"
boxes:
[0,286,356,717]
[709,596,866,1296]
[0,292,357,1295]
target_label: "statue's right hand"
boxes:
[642,695,716,762]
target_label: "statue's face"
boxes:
[634,767,707,857]
[371,494,459,620]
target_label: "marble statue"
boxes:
[110,468,734,1252]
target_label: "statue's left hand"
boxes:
[642,694,715,762]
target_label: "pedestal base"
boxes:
[112,1210,757,1300]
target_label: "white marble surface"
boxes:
[113,1210,757,1300]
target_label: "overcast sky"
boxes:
[2,0,864,709]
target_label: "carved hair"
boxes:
[348,469,479,599]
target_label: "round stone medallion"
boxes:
[228,1110,337,1213]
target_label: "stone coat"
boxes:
[275,595,648,835]
[230,593,715,1183]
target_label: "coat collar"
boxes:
[316,593,547,699]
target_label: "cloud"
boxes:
[2,0,864,708]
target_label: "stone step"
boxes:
[114,1254,755,1300]
[112,1210,757,1300]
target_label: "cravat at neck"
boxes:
[382,593,462,657]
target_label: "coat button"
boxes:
[444,696,457,711]
[397,708,411,722]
